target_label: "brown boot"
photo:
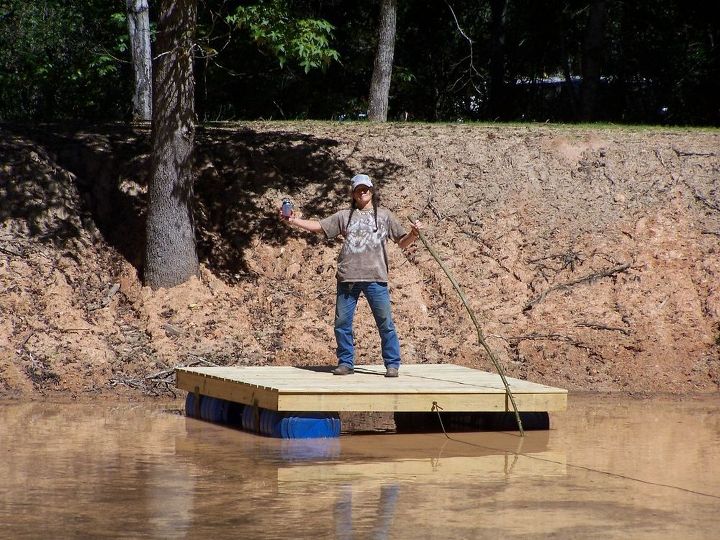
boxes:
[332,365,354,375]
[384,367,399,378]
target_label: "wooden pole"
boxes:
[412,221,525,435]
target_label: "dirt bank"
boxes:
[1,122,718,398]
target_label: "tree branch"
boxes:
[523,262,631,312]
[575,321,631,335]
[672,147,717,157]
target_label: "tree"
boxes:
[225,0,339,73]
[126,0,152,120]
[580,0,607,121]
[488,0,508,120]
[145,0,199,289]
[368,0,398,121]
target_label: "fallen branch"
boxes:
[0,245,23,257]
[412,219,525,435]
[523,262,631,312]
[653,149,668,168]
[453,224,524,283]
[19,332,36,349]
[57,327,94,333]
[109,358,220,397]
[87,283,121,311]
[575,322,631,336]
[145,357,220,382]
[680,176,720,212]
[508,332,603,361]
[672,147,717,157]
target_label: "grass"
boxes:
[201,118,720,133]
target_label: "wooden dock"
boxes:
[175,364,567,413]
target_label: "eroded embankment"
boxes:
[1,122,718,397]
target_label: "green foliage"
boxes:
[226,0,339,73]
[1,0,718,124]
[0,0,130,120]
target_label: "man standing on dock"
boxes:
[280,174,422,377]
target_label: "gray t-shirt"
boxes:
[320,207,407,282]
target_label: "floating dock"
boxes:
[175,364,567,413]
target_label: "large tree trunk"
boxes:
[580,0,607,121]
[368,0,397,122]
[145,0,199,289]
[126,0,152,121]
[488,0,507,120]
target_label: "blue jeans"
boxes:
[334,282,401,369]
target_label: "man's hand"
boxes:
[278,207,301,223]
[398,220,424,248]
[409,220,424,238]
[279,207,323,234]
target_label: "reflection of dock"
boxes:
[276,452,566,489]
[175,364,567,412]
[174,421,567,491]
[173,421,566,539]
[276,431,565,488]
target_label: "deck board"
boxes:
[175,364,567,412]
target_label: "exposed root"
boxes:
[523,262,631,312]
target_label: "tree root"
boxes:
[523,262,631,312]
[508,332,605,362]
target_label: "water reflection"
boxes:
[1,396,719,539]
[175,416,564,538]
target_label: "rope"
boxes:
[431,401,449,438]
[430,402,720,501]
[414,221,525,435]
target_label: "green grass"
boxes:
[201,118,720,133]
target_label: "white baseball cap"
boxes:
[351,174,373,190]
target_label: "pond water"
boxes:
[1,395,719,539]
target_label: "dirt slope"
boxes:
[1,122,718,397]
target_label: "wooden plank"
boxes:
[177,365,565,394]
[176,370,278,410]
[175,364,568,413]
[277,390,567,412]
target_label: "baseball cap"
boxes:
[351,174,373,190]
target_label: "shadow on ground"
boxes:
[2,123,403,282]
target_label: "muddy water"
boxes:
[1,396,719,539]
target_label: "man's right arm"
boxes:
[287,215,323,234]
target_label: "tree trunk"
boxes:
[560,39,579,120]
[126,0,152,121]
[368,0,397,122]
[145,0,199,289]
[488,0,507,120]
[580,0,607,121]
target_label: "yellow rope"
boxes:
[415,223,525,435]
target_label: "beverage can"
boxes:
[281,198,293,218]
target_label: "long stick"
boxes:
[412,222,525,435]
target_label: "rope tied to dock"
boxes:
[431,401,450,439]
[413,219,525,435]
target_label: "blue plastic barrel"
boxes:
[184,392,196,418]
[281,412,341,439]
[208,398,228,423]
[260,409,275,435]
[259,408,269,434]
[242,405,258,432]
[199,395,213,421]
[239,408,340,438]
[259,409,286,437]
